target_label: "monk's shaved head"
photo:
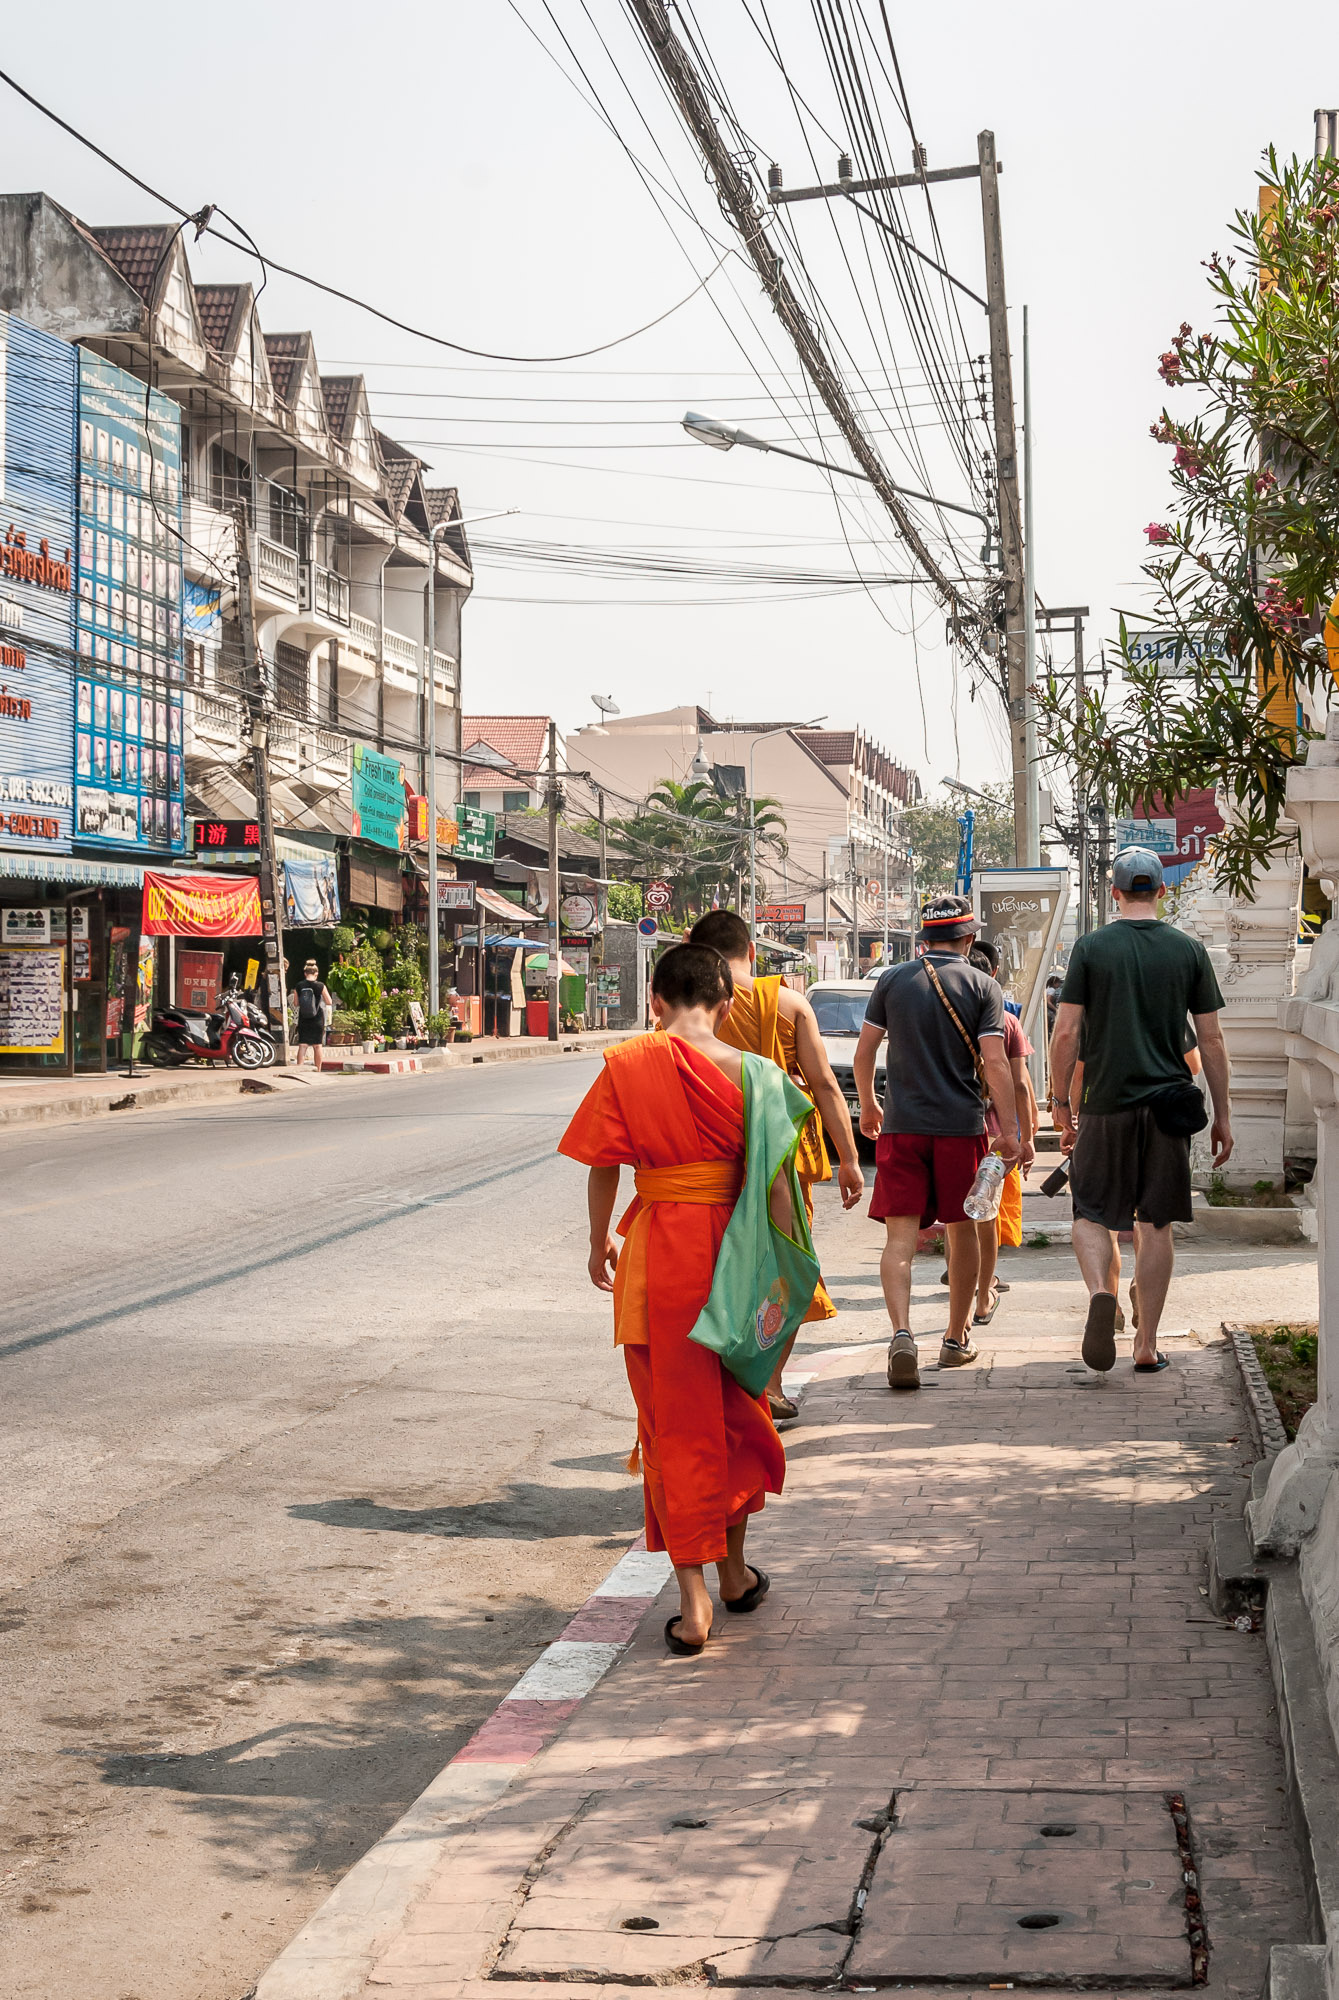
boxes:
[688,910,751,963]
[652,942,734,1012]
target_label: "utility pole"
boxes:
[1073,614,1089,934]
[1022,303,1040,866]
[546,720,560,1043]
[978,130,1031,867]
[849,837,860,977]
[232,511,289,1065]
[597,788,608,1029]
[628,0,973,623]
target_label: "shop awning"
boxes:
[141,871,263,937]
[0,850,145,887]
[476,883,533,923]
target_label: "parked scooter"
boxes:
[225,976,277,1066]
[143,983,271,1069]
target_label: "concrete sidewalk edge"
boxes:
[0,1030,634,1130]
[252,1543,674,2000]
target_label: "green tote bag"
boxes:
[688,1051,822,1398]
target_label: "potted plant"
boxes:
[427,1009,455,1047]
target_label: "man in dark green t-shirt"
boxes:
[1049,847,1232,1375]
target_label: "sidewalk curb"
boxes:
[250,1341,876,2000]
[252,1542,672,2000]
[0,1032,634,1130]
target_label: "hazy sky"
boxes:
[1,2,1326,799]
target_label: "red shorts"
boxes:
[870,1130,989,1227]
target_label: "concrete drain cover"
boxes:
[493,1785,888,1983]
[847,1790,1194,1984]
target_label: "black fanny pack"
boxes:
[1147,1081,1208,1138]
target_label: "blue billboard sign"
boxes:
[74,351,185,853]
[0,312,78,856]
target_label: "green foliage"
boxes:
[909,785,1015,893]
[381,992,411,1038]
[427,1010,454,1041]
[330,924,358,956]
[1037,148,1339,896]
[609,777,788,922]
[328,1009,362,1037]
[607,881,643,923]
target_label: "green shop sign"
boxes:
[351,744,407,850]
[455,802,496,861]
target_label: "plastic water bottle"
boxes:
[963,1151,1007,1221]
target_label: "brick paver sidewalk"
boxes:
[263,1225,1317,1999]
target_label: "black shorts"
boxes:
[1069,1106,1193,1231]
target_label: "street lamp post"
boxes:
[746,717,825,942]
[682,412,989,526]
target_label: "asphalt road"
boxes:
[0,1055,649,2000]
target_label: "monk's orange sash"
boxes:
[634,1162,743,1205]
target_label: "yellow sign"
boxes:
[437,814,459,849]
[244,956,260,990]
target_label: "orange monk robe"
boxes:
[558,1034,785,1567]
[715,974,836,1322]
[996,1165,1024,1248]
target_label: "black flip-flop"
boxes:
[1133,1351,1170,1373]
[665,1617,710,1656]
[1082,1292,1119,1372]
[973,1286,1001,1325]
[722,1565,770,1615]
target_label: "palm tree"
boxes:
[610,778,788,923]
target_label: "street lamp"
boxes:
[942,775,993,803]
[748,718,825,943]
[423,508,519,1017]
[682,411,989,525]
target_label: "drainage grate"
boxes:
[847,1790,1199,1986]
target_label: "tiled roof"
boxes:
[264,333,319,411]
[195,284,245,357]
[88,225,176,305]
[796,728,857,764]
[320,375,357,438]
[426,487,472,570]
[381,457,416,521]
[463,716,551,777]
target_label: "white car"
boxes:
[807,980,886,1150]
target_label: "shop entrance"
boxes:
[66,889,107,1074]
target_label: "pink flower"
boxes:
[1158,351,1183,384]
[1145,523,1174,545]
[1173,443,1202,478]
[1253,468,1277,494]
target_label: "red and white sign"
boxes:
[756,902,806,925]
[645,879,672,911]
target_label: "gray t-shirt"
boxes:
[864,953,1006,1136]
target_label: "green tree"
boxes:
[609,778,788,922]
[1037,148,1339,896]
[606,881,643,923]
[908,786,1015,894]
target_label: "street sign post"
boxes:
[637,915,658,940]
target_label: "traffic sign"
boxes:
[637,916,658,940]
[645,879,672,911]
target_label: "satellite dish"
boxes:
[592,694,620,717]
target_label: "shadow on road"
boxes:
[287,1481,641,1543]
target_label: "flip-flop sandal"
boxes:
[1134,1352,1170,1372]
[1130,1281,1140,1330]
[1082,1292,1119,1372]
[665,1617,710,1655]
[767,1390,799,1422]
[939,1269,950,1286]
[973,1286,1001,1324]
[722,1566,770,1615]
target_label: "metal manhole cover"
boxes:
[847,1790,1195,1984]
[493,1785,888,1983]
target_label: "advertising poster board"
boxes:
[972,868,1070,1041]
[74,350,185,853]
[0,944,65,1052]
[282,852,340,926]
[350,744,407,850]
[0,312,77,856]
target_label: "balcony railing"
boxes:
[183,687,242,762]
[297,562,351,627]
[255,536,299,604]
[302,726,351,786]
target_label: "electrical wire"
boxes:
[0,63,732,364]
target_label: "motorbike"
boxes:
[143,987,271,1070]
[226,978,277,1066]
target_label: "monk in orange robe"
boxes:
[559,942,789,1653]
[689,911,864,1417]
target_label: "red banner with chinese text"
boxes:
[141,872,263,938]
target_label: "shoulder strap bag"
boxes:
[921,959,987,1101]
